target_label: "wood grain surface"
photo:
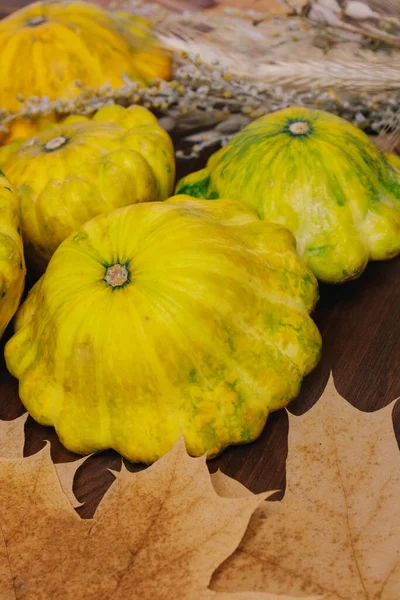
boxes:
[0,0,399,519]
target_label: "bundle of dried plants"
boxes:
[0,0,399,158]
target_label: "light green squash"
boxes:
[177,107,400,283]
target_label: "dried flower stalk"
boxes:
[0,1,399,157]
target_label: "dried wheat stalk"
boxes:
[158,18,400,92]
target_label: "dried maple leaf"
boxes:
[0,413,27,457]
[0,413,85,508]
[1,436,301,600]
[212,374,400,599]
[54,455,89,508]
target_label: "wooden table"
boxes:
[0,0,399,518]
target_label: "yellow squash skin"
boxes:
[0,139,24,171]
[5,196,321,462]
[0,171,25,339]
[3,104,175,270]
[176,107,400,283]
[0,0,171,112]
[0,115,56,148]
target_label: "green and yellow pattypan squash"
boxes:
[2,104,175,271]
[0,171,25,339]
[176,107,400,283]
[5,196,321,462]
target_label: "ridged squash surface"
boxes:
[5,196,321,462]
[176,107,400,283]
[0,0,171,112]
[3,105,175,269]
[0,171,25,339]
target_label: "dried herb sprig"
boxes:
[0,52,398,157]
[1,1,399,157]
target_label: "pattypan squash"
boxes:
[5,196,321,462]
[0,0,171,113]
[3,105,175,270]
[0,171,25,339]
[176,107,400,283]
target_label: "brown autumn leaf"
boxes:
[212,374,400,599]
[55,455,89,508]
[0,433,310,600]
[0,413,27,457]
[0,412,87,508]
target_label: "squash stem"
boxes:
[104,264,129,288]
[288,122,310,135]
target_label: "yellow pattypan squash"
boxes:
[5,196,321,462]
[0,171,25,339]
[0,115,56,148]
[2,104,175,270]
[113,9,173,84]
[176,107,400,284]
[0,139,25,171]
[0,0,171,113]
